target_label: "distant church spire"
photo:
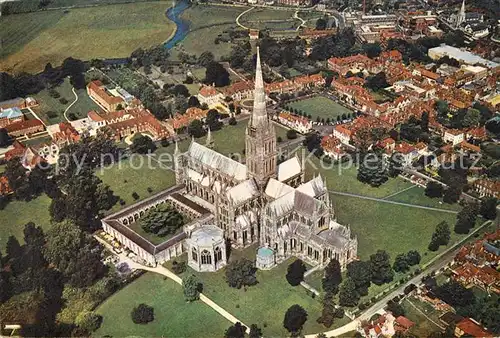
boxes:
[456,0,466,27]
[250,47,268,128]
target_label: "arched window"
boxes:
[192,247,198,262]
[201,250,212,265]
[214,247,222,264]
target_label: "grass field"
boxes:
[288,96,353,120]
[0,195,52,252]
[32,78,102,124]
[182,256,330,336]
[96,154,177,212]
[402,297,443,337]
[0,2,176,73]
[387,186,461,211]
[172,5,247,60]
[95,273,231,337]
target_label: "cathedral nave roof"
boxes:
[265,178,295,199]
[227,179,260,205]
[187,142,247,181]
[277,156,302,182]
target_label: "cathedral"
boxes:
[174,48,358,269]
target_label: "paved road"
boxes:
[63,87,79,122]
[328,190,459,214]
[235,6,254,30]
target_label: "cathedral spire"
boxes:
[174,140,180,155]
[250,47,268,128]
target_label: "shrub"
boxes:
[59,97,69,105]
[160,138,170,147]
[49,89,60,98]
[132,192,140,200]
[131,304,154,324]
[147,187,153,194]
[75,311,102,332]
[277,136,283,143]
[171,260,186,274]
[46,111,58,119]
[119,199,126,206]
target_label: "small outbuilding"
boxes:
[186,225,227,272]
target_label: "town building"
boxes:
[428,45,499,69]
[87,80,125,112]
[4,119,45,138]
[186,225,227,272]
[275,111,312,134]
[473,179,500,199]
[0,107,24,128]
[197,85,224,108]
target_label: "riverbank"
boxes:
[163,0,191,50]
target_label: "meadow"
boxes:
[288,96,354,120]
[0,1,176,73]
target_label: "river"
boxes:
[164,0,191,50]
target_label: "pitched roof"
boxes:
[277,156,302,182]
[187,141,247,181]
[226,179,260,205]
[456,318,493,337]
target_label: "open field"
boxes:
[241,7,295,22]
[0,195,52,252]
[0,2,176,73]
[306,160,413,198]
[185,257,331,336]
[333,194,461,262]
[387,186,461,212]
[95,273,230,337]
[287,96,353,120]
[171,4,246,60]
[96,155,177,212]
[32,78,102,124]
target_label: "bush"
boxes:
[160,138,170,147]
[147,187,153,194]
[286,259,307,286]
[46,111,58,119]
[358,303,366,311]
[49,89,60,98]
[131,304,154,324]
[132,192,140,200]
[75,311,102,332]
[171,260,186,274]
[59,97,69,105]
[119,199,126,206]
[286,129,298,140]
[277,136,283,143]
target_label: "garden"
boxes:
[287,95,354,121]
[95,273,230,337]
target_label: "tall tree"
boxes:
[322,258,342,295]
[479,197,497,220]
[225,259,257,289]
[425,181,444,198]
[369,250,394,285]
[283,304,308,335]
[338,277,359,307]
[454,203,479,234]
[183,274,201,301]
[428,221,451,251]
[286,259,307,286]
[357,152,388,187]
[204,61,230,87]
[249,324,262,338]
[44,222,106,287]
[130,135,157,154]
[224,322,246,338]
[347,260,371,296]
[393,253,409,273]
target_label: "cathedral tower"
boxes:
[245,47,277,188]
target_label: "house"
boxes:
[452,262,500,294]
[0,107,24,128]
[165,107,208,134]
[87,80,125,112]
[333,124,352,145]
[473,179,500,199]
[0,97,37,111]
[276,111,311,134]
[443,129,465,145]
[220,81,253,101]
[4,119,45,138]
[395,316,415,333]
[454,318,493,337]
[321,135,346,160]
[4,141,43,169]
[0,176,11,196]
[197,85,223,107]
[359,313,396,338]
[394,142,419,167]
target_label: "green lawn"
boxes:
[96,155,177,212]
[240,7,295,22]
[185,258,327,336]
[128,220,184,245]
[306,160,413,198]
[386,186,461,212]
[0,2,176,73]
[95,273,231,337]
[172,4,246,60]
[0,195,52,252]
[332,195,462,263]
[32,78,75,124]
[288,96,353,120]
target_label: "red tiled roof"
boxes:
[199,86,219,97]
[87,81,124,106]
[396,316,415,330]
[4,119,44,133]
[456,318,493,337]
